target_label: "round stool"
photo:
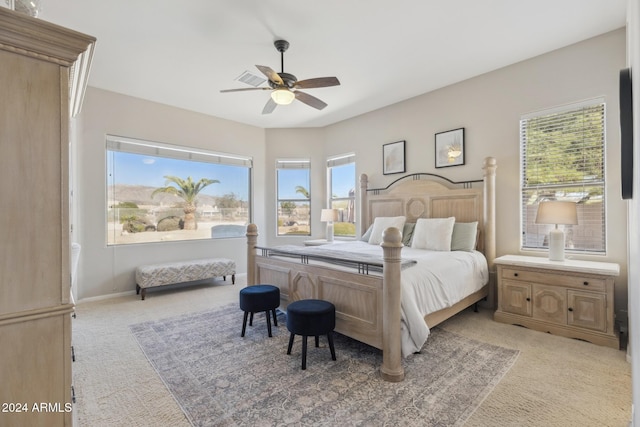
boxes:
[239,284,280,337]
[286,299,337,370]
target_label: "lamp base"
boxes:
[548,228,565,261]
[326,223,334,242]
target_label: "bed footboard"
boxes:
[246,224,405,382]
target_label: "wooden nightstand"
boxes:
[494,255,620,348]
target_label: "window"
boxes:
[328,154,356,238]
[276,159,311,236]
[106,135,252,245]
[520,100,606,254]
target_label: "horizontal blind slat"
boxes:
[520,100,606,253]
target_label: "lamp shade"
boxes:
[271,88,295,105]
[535,201,578,226]
[320,209,338,222]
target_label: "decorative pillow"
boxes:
[451,222,478,251]
[367,216,406,245]
[411,217,456,251]
[361,224,374,242]
[402,223,415,246]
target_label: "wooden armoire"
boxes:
[0,8,94,426]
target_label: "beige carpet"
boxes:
[72,275,631,426]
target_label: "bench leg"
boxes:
[136,284,140,295]
[141,288,146,300]
[249,312,254,326]
[232,274,235,284]
[315,335,320,347]
[271,309,278,327]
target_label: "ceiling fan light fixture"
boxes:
[271,88,295,105]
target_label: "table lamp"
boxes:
[535,201,578,261]
[321,209,338,242]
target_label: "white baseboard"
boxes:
[76,273,247,304]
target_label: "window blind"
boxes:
[327,153,355,168]
[520,100,606,254]
[106,135,252,168]
[276,159,311,169]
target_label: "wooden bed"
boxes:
[246,157,497,381]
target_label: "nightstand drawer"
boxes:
[501,267,606,292]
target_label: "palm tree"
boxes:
[151,176,219,230]
[295,185,309,198]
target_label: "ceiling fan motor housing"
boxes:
[268,72,297,89]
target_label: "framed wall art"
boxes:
[383,140,406,175]
[435,128,465,168]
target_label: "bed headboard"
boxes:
[359,157,497,268]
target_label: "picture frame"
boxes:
[435,128,465,168]
[383,140,406,175]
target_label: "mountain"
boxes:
[108,184,219,207]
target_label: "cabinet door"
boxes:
[532,284,567,325]
[500,280,532,316]
[567,290,606,332]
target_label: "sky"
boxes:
[108,152,356,201]
[108,152,249,200]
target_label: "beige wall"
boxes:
[73,87,266,300]
[263,128,326,245]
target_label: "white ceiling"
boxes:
[39,0,627,129]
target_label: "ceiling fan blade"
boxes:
[256,65,284,86]
[262,97,277,115]
[220,87,270,93]
[295,91,328,110]
[294,77,340,89]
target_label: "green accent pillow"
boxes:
[451,222,478,251]
[361,224,374,242]
[402,223,415,246]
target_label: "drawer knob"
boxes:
[513,273,519,277]
[568,307,574,312]
[583,281,589,286]
[526,297,531,302]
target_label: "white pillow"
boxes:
[411,217,456,251]
[367,216,406,245]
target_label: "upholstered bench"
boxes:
[135,258,235,300]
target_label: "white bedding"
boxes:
[304,241,489,356]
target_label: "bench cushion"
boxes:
[135,258,235,289]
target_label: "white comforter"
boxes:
[315,241,489,356]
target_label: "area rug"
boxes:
[130,304,519,426]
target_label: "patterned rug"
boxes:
[130,304,518,426]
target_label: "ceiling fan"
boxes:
[220,40,340,114]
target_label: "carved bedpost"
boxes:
[359,173,369,237]
[482,157,497,307]
[246,223,258,286]
[380,227,405,382]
